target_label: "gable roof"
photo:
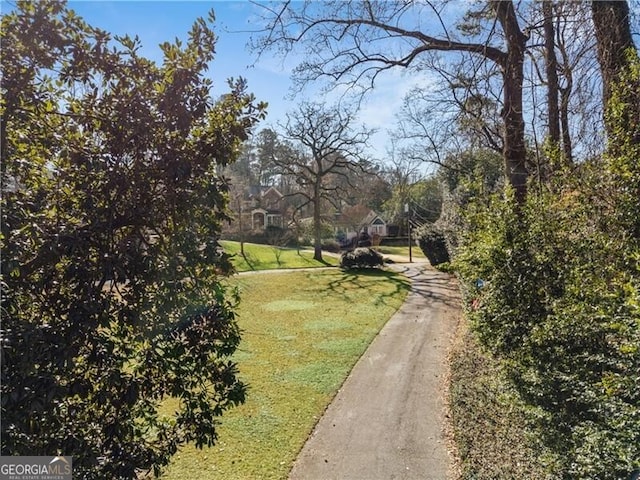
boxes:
[335,208,386,228]
[262,186,284,198]
[247,185,284,200]
[362,210,385,225]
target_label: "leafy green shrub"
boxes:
[340,247,384,269]
[434,262,455,274]
[442,47,640,480]
[321,239,341,253]
[0,3,264,477]
[454,184,640,479]
[416,223,450,266]
[450,323,559,479]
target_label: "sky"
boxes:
[49,0,416,161]
[64,2,296,122]
[5,1,640,165]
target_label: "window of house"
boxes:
[267,215,282,227]
[370,218,385,236]
[370,225,383,235]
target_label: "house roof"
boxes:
[335,208,386,228]
[247,185,284,199]
[362,210,385,225]
[262,186,283,198]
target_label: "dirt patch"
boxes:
[448,319,556,479]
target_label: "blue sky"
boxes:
[65,2,294,125]
[0,0,450,161]
[55,1,405,159]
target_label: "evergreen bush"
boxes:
[340,247,384,269]
[416,223,450,266]
[454,182,640,478]
[0,3,264,476]
[321,239,341,253]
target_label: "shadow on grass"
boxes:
[321,268,412,308]
[294,248,337,266]
[322,265,461,310]
[238,251,268,271]
[236,248,336,271]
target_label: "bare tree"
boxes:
[274,102,373,260]
[525,1,604,165]
[227,176,249,257]
[380,141,425,225]
[543,1,561,151]
[340,203,372,238]
[392,58,504,170]
[255,0,531,202]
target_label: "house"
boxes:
[336,207,388,242]
[250,186,285,230]
[361,210,388,237]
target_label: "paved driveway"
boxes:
[289,263,461,480]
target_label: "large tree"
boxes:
[1,1,265,477]
[254,128,287,187]
[275,102,373,260]
[591,0,640,240]
[256,0,530,202]
[592,0,637,114]
[392,2,607,178]
[542,0,561,158]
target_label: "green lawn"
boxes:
[375,244,427,259]
[220,241,339,272]
[161,268,411,479]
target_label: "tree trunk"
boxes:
[543,1,561,149]
[555,5,575,164]
[591,1,635,117]
[239,204,245,257]
[313,182,323,261]
[559,85,573,163]
[494,1,529,203]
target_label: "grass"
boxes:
[161,268,411,480]
[220,241,339,272]
[374,244,427,260]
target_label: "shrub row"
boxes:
[450,58,640,478]
[454,185,640,479]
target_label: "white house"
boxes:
[339,209,388,241]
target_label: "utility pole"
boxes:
[405,203,413,263]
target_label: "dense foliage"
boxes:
[340,248,384,270]
[1,1,265,477]
[453,56,640,479]
[415,223,450,267]
[449,323,556,479]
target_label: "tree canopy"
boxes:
[1,1,266,477]
[274,102,373,260]
[255,0,530,201]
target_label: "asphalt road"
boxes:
[288,263,461,480]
